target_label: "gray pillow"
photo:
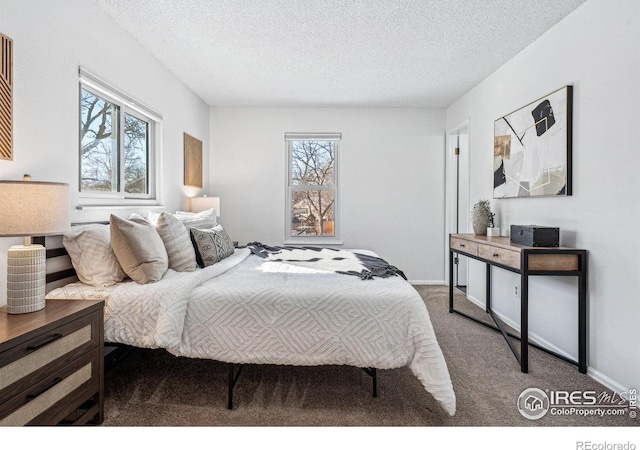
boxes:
[110,215,168,284]
[190,225,235,267]
[154,212,196,272]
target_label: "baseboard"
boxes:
[409,280,445,286]
[466,293,485,309]
[465,293,630,397]
[587,366,631,396]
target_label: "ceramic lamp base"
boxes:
[6,244,46,314]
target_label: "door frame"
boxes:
[444,118,470,286]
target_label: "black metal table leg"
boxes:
[578,251,588,374]
[449,250,454,313]
[520,259,529,374]
[486,263,492,313]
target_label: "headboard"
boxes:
[33,234,78,293]
[35,222,109,293]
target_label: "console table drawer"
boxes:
[528,254,579,271]
[450,237,478,256]
[478,244,520,270]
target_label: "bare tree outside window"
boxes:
[80,87,150,196]
[80,89,119,192]
[289,140,336,237]
[123,114,149,194]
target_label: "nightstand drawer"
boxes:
[0,310,100,405]
[0,300,104,426]
[450,237,478,256]
[0,348,100,426]
[478,244,521,270]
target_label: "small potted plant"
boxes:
[471,199,497,236]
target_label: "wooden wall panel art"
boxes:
[184,133,203,188]
[1,33,12,161]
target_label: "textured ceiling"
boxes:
[92,0,587,107]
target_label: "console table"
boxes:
[448,234,587,374]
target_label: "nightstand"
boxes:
[0,299,104,426]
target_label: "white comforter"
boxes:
[48,248,456,415]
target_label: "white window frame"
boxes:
[78,68,163,208]
[285,132,341,245]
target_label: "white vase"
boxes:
[472,217,489,235]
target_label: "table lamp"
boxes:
[189,194,221,216]
[0,175,70,314]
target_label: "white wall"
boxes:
[210,107,446,282]
[0,0,210,305]
[446,0,639,391]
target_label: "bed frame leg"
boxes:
[362,367,378,398]
[227,363,244,410]
[227,364,233,410]
[372,368,377,398]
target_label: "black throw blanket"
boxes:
[246,242,407,281]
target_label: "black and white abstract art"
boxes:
[493,86,573,198]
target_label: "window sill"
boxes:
[76,204,166,211]
[284,238,343,246]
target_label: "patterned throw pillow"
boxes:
[190,225,235,267]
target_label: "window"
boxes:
[79,68,161,202]
[286,132,341,243]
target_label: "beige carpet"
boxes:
[102,285,637,427]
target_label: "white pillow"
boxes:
[149,208,217,230]
[175,208,216,218]
[128,213,148,222]
[154,212,196,272]
[110,215,169,284]
[62,224,126,287]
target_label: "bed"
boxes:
[42,214,456,417]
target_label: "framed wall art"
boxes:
[183,132,203,188]
[493,85,572,198]
[1,33,13,161]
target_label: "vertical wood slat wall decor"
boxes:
[0,33,13,161]
[183,133,203,188]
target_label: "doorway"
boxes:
[446,120,470,289]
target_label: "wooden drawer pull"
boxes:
[26,377,63,401]
[27,333,63,351]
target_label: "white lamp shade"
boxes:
[0,178,70,314]
[190,196,220,216]
[0,180,70,236]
